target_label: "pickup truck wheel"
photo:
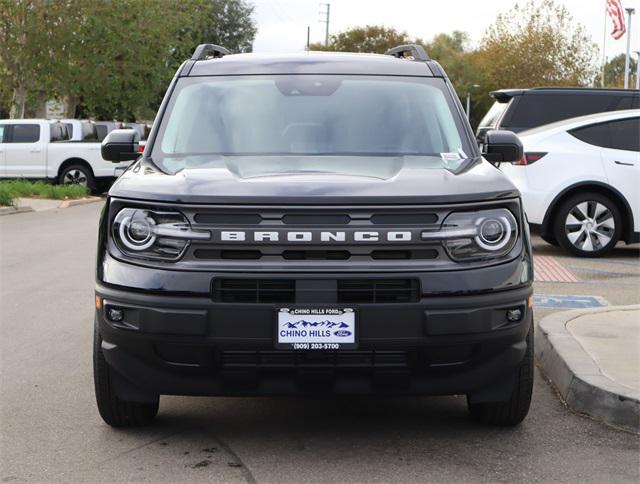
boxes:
[93,325,159,427]
[553,192,621,257]
[467,322,533,426]
[59,164,95,191]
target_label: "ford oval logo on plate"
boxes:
[334,330,352,337]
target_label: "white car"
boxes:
[0,119,131,191]
[93,121,122,141]
[60,118,98,141]
[500,110,639,257]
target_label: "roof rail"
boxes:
[385,44,430,62]
[191,44,231,61]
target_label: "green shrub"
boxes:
[0,180,89,206]
[0,184,15,206]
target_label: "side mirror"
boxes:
[482,130,523,164]
[101,129,140,162]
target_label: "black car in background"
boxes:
[476,87,640,141]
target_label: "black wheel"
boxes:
[467,322,534,426]
[93,325,159,427]
[553,192,622,257]
[59,164,95,192]
[540,234,559,247]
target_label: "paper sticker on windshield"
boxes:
[440,152,462,163]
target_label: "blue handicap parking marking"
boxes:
[534,295,608,309]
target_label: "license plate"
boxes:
[276,308,357,350]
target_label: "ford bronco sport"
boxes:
[95,44,533,427]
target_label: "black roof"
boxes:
[185,52,440,77]
[491,87,639,102]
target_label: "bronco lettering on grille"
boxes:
[219,231,413,243]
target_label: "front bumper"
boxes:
[96,282,533,400]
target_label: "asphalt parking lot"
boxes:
[1,202,639,483]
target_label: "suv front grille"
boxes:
[221,350,410,369]
[212,279,295,303]
[108,199,522,272]
[185,205,445,267]
[337,279,419,303]
[212,278,420,304]
[194,248,438,261]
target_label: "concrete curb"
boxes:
[0,206,34,216]
[58,197,103,209]
[0,196,102,215]
[536,305,640,433]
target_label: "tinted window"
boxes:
[609,118,640,151]
[49,123,68,142]
[0,125,5,143]
[504,93,637,130]
[570,123,609,147]
[570,117,640,152]
[65,123,74,138]
[11,124,40,143]
[95,125,108,141]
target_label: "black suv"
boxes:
[96,44,533,427]
[476,87,640,141]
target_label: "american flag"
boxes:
[607,0,626,40]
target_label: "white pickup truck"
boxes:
[0,119,132,190]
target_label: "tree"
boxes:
[0,0,258,120]
[600,53,638,88]
[422,32,490,127]
[309,25,417,53]
[174,0,256,58]
[61,0,196,121]
[309,26,490,127]
[0,0,78,117]
[476,0,599,89]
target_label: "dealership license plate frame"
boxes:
[275,307,358,350]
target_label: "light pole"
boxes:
[635,51,640,90]
[466,84,480,120]
[624,8,635,89]
[319,3,330,47]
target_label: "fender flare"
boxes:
[541,181,635,243]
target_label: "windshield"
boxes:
[152,75,472,174]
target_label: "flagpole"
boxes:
[624,8,635,89]
[602,0,608,87]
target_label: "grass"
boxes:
[0,180,89,207]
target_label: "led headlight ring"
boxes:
[118,213,157,251]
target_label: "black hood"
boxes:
[109,156,519,205]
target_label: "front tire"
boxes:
[93,325,159,427]
[467,322,534,426]
[553,192,621,257]
[59,164,95,192]
[540,233,559,247]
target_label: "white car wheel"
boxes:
[554,193,621,257]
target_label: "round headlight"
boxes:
[117,211,156,251]
[112,208,210,260]
[476,217,511,251]
[128,219,152,243]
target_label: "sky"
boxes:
[252,0,640,63]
